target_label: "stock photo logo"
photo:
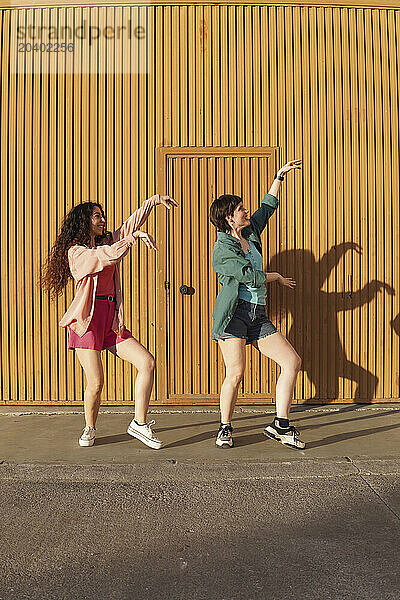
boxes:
[11,8,151,74]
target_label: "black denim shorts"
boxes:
[212,299,278,345]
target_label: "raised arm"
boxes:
[268,159,302,197]
[68,234,137,282]
[112,194,177,242]
[250,159,302,235]
[249,193,280,236]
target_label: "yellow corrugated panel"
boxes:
[0,3,399,404]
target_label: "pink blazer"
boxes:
[59,196,158,337]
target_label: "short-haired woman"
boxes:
[209,160,305,450]
[40,195,177,448]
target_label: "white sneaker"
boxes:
[127,419,163,449]
[79,425,96,447]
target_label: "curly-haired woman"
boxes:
[209,160,305,450]
[40,195,177,448]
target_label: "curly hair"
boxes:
[40,202,112,299]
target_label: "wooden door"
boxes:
[156,147,279,404]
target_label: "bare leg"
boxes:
[75,349,104,428]
[107,337,156,424]
[218,338,247,423]
[252,332,301,419]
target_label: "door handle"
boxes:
[179,285,195,296]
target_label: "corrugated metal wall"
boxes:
[0,2,399,403]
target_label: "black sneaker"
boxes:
[216,424,234,448]
[264,420,305,449]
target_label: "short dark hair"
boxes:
[209,194,242,233]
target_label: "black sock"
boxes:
[134,419,146,426]
[220,422,232,428]
[275,417,289,429]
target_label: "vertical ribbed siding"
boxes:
[1,5,159,404]
[0,4,399,403]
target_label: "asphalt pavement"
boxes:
[1,404,400,600]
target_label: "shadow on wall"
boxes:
[268,242,397,403]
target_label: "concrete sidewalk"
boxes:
[1,404,400,467]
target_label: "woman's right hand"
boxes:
[152,194,179,210]
[132,231,158,251]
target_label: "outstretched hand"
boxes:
[153,194,179,210]
[133,231,158,251]
[279,275,296,289]
[278,160,302,176]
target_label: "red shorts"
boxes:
[68,299,133,351]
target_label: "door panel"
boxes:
[156,147,279,404]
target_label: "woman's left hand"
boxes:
[278,275,296,288]
[277,160,302,176]
[133,231,158,251]
[152,194,179,209]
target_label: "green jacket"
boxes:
[211,193,279,338]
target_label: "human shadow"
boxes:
[156,413,266,433]
[298,408,400,432]
[94,407,400,449]
[293,403,372,423]
[95,408,400,448]
[391,312,400,337]
[95,433,133,446]
[267,243,395,403]
[306,421,400,449]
